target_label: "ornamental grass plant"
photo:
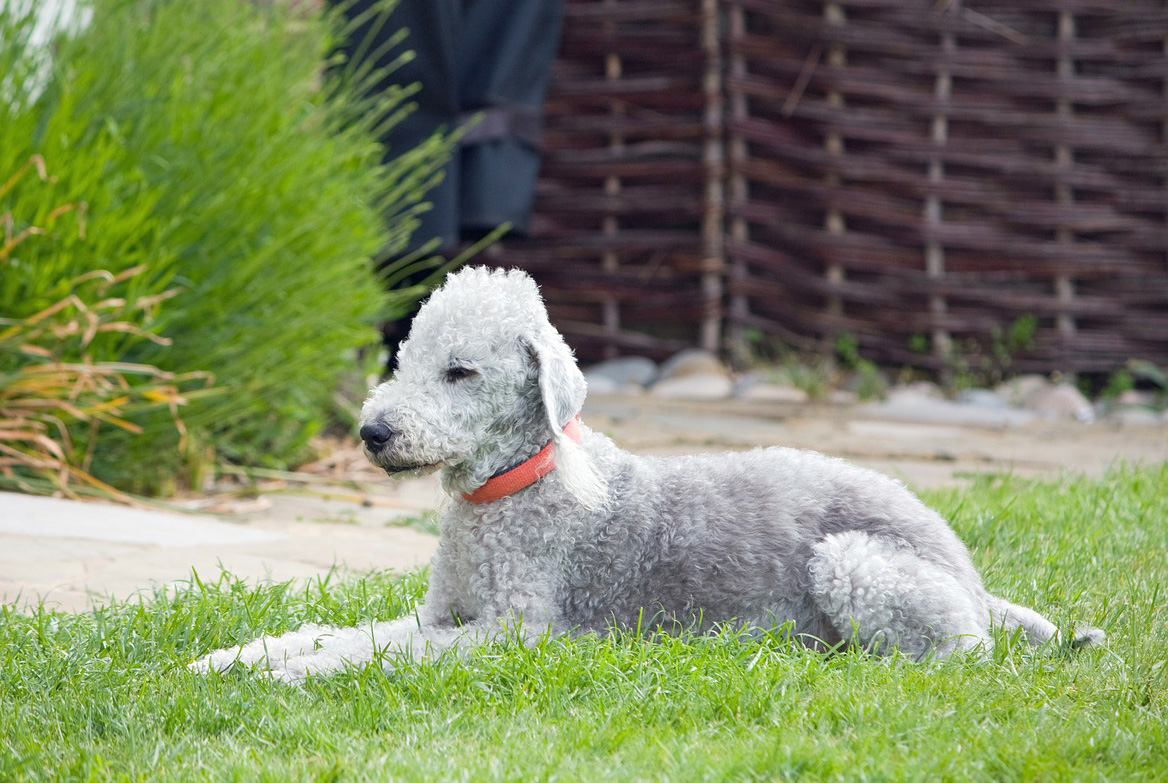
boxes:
[0,0,453,494]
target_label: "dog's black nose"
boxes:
[359,421,395,450]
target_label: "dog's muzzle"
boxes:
[359,420,441,475]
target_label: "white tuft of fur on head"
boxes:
[526,333,608,511]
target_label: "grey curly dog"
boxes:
[193,267,1103,682]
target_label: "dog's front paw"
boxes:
[188,640,272,677]
[188,646,320,685]
[189,646,246,674]
[264,647,371,684]
[189,623,336,676]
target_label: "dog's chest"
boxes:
[440,500,573,610]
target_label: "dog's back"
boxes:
[545,431,986,637]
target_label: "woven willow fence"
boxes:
[503,0,1168,374]
[505,0,721,360]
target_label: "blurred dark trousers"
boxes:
[334,0,565,255]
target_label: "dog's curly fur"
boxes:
[192,267,1102,682]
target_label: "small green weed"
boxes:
[388,508,441,536]
[912,314,1039,393]
[740,329,888,401]
[834,333,888,400]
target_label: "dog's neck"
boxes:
[441,378,581,498]
[458,415,582,503]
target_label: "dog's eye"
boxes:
[444,365,479,383]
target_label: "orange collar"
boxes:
[462,415,583,504]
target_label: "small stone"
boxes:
[583,356,660,388]
[1023,383,1094,422]
[649,374,734,400]
[996,374,1051,406]
[737,382,809,404]
[829,389,859,405]
[957,389,1009,410]
[583,374,621,396]
[860,391,1036,428]
[1116,389,1156,407]
[1106,407,1163,427]
[658,349,728,381]
[885,386,940,407]
[894,381,945,400]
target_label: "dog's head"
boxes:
[359,267,606,508]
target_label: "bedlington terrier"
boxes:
[192,266,1102,682]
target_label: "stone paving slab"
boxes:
[1,494,282,547]
[0,484,440,613]
[2,395,1164,613]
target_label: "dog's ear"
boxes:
[521,331,608,511]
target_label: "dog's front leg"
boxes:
[189,621,352,677]
[258,609,554,684]
[191,608,557,684]
[190,551,563,682]
[189,615,449,683]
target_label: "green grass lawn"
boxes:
[3,466,1166,782]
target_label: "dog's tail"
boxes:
[986,594,1105,649]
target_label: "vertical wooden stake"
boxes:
[1055,8,1078,374]
[823,2,846,359]
[602,0,623,359]
[727,2,751,364]
[926,28,954,372]
[700,0,725,354]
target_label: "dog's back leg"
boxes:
[808,531,990,659]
